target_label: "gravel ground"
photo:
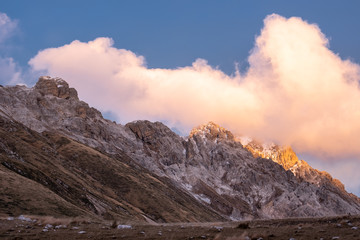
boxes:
[0,215,359,240]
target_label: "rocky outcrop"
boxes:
[189,122,235,141]
[35,76,79,100]
[1,76,360,221]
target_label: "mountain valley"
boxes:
[0,76,360,238]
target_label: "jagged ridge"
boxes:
[0,76,359,222]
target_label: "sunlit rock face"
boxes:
[240,137,348,193]
[189,122,235,141]
[241,140,299,170]
[1,76,360,221]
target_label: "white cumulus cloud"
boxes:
[29,14,360,160]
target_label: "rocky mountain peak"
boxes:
[125,120,183,153]
[240,137,299,170]
[35,76,79,100]
[189,121,234,141]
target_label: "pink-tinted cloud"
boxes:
[29,14,360,159]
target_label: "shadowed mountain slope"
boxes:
[0,113,223,222]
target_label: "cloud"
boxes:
[29,14,360,159]
[0,12,22,85]
[0,12,18,44]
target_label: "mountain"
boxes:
[0,76,359,223]
[0,78,223,223]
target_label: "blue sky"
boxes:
[1,1,360,196]
[2,0,360,76]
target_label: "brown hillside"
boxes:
[0,114,223,223]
